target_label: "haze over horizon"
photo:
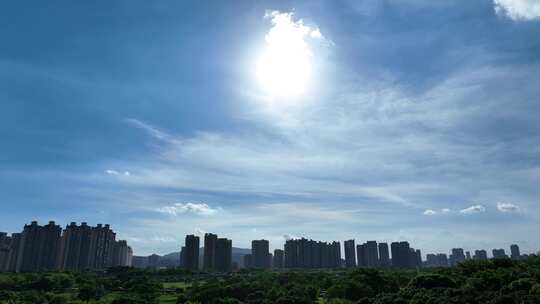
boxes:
[1,0,540,256]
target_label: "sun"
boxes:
[256,11,322,98]
[256,40,311,97]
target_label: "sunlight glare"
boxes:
[256,12,321,98]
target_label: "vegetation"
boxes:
[1,257,540,303]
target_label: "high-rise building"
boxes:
[298,238,310,268]
[492,248,508,259]
[329,241,341,268]
[474,250,488,260]
[203,233,217,271]
[127,246,133,266]
[184,235,199,271]
[357,244,366,267]
[390,241,410,268]
[4,233,21,272]
[57,222,94,271]
[3,221,131,272]
[56,222,124,271]
[0,233,7,245]
[378,243,390,267]
[252,239,270,269]
[112,240,132,267]
[284,238,340,269]
[390,242,399,268]
[412,249,422,268]
[91,224,117,269]
[320,241,329,268]
[510,244,520,260]
[273,249,284,268]
[437,253,448,266]
[344,239,356,268]
[426,254,437,267]
[311,241,321,268]
[425,253,448,267]
[284,239,298,268]
[243,254,252,268]
[179,247,185,267]
[450,248,466,266]
[365,241,379,267]
[465,251,471,260]
[148,254,160,269]
[215,237,232,272]
[438,254,449,266]
[16,221,61,272]
[0,233,11,272]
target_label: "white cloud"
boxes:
[264,10,326,41]
[151,235,176,243]
[105,169,130,177]
[423,209,437,215]
[310,28,323,39]
[105,169,119,175]
[494,0,540,20]
[497,202,521,213]
[283,234,299,241]
[156,203,220,216]
[423,208,452,216]
[460,205,486,215]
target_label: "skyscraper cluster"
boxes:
[425,244,525,267]
[283,238,341,269]
[180,233,232,272]
[347,240,420,268]
[0,221,132,272]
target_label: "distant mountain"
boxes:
[160,247,251,260]
[134,247,251,268]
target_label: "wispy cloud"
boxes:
[151,235,177,243]
[497,202,521,213]
[105,169,130,176]
[125,118,171,141]
[460,205,486,215]
[494,0,540,20]
[423,208,452,216]
[156,202,220,216]
[105,169,119,175]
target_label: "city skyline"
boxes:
[1,220,532,272]
[0,220,537,259]
[2,1,540,257]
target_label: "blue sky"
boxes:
[1,0,540,256]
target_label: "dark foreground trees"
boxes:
[179,257,540,304]
[1,256,540,303]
